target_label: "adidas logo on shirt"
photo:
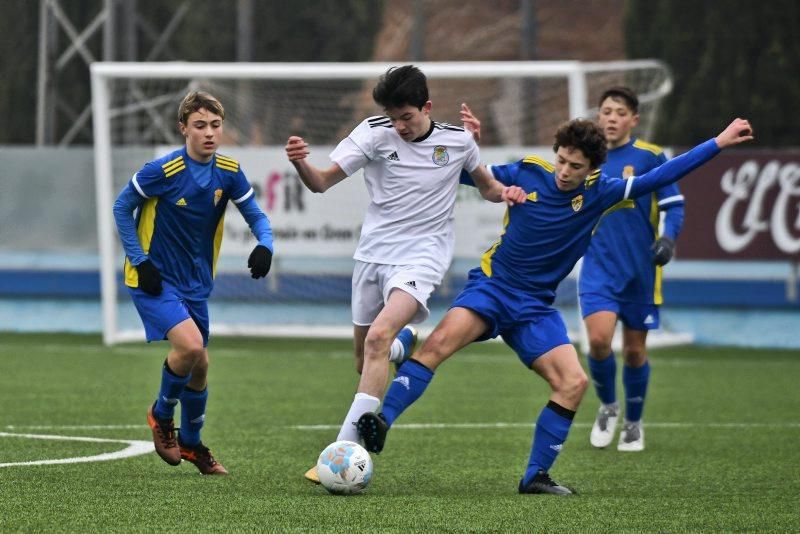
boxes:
[176,198,187,206]
[404,280,417,289]
[387,151,400,161]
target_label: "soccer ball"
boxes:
[316,440,373,495]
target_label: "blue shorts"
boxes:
[451,270,571,368]
[128,282,210,346]
[580,292,660,331]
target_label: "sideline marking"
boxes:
[4,424,145,430]
[289,421,800,431]
[0,431,154,468]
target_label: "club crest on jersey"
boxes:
[571,194,584,212]
[213,188,223,206]
[623,165,635,178]
[432,145,449,166]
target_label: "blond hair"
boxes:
[177,91,225,124]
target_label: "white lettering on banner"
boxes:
[201,146,551,260]
[715,160,800,254]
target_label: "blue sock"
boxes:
[623,360,650,422]
[523,401,575,485]
[381,359,434,427]
[153,361,190,420]
[587,352,617,405]
[178,386,208,447]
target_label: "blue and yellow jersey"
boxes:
[479,139,716,305]
[483,157,626,304]
[579,138,685,305]
[119,147,258,299]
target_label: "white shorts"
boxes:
[351,261,443,326]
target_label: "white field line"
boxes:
[4,424,146,430]
[289,421,800,431]
[0,431,154,468]
[5,421,800,434]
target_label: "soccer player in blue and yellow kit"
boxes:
[112,91,274,475]
[581,87,685,452]
[357,117,753,494]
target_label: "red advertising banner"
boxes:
[675,150,800,260]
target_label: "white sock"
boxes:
[387,338,404,363]
[336,392,380,442]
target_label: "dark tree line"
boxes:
[626,0,800,146]
[2,0,797,146]
[0,0,384,144]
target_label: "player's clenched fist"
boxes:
[285,136,310,161]
[715,118,754,149]
[501,185,527,206]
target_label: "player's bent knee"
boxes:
[177,345,205,366]
[588,337,613,358]
[364,327,394,358]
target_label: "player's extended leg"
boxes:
[352,324,369,374]
[335,289,419,445]
[146,318,204,466]
[618,326,649,452]
[585,310,621,448]
[520,344,588,495]
[357,307,489,453]
[304,320,416,484]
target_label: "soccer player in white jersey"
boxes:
[285,65,526,483]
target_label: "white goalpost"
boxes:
[91,60,678,346]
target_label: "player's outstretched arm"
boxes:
[468,165,527,206]
[715,118,754,148]
[460,103,481,144]
[623,118,754,205]
[285,135,348,193]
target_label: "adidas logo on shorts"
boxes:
[404,280,417,289]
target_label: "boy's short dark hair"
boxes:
[553,119,608,169]
[372,65,429,110]
[178,91,225,124]
[598,86,639,114]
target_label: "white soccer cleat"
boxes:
[589,404,619,448]
[617,421,645,452]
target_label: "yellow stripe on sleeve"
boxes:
[522,156,554,173]
[124,198,159,287]
[651,193,664,304]
[633,139,664,156]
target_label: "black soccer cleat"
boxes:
[357,412,389,454]
[518,470,575,495]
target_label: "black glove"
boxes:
[136,259,162,296]
[652,236,675,266]
[248,245,272,279]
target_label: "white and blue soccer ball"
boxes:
[316,440,373,495]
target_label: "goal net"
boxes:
[91,60,683,347]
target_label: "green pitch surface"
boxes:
[1,333,798,532]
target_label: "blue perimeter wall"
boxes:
[1,269,797,309]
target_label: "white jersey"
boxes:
[330,116,481,272]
